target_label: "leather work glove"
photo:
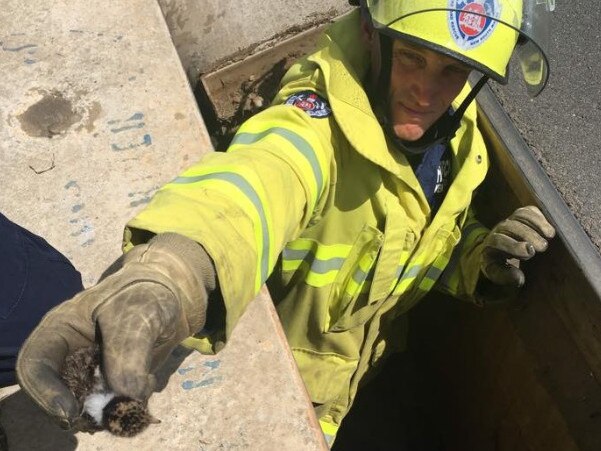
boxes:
[16,233,216,430]
[479,206,555,298]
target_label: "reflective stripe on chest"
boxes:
[281,201,461,331]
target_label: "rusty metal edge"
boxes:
[255,285,330,450]
[476,81,601,300]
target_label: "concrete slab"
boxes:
[157,0,352,82]
[0,0,212,286]
[1,287,326,450]
[0,1,325,449]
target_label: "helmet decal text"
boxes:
[448,0,502,50]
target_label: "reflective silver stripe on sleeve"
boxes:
[438,222,485,287]
[283,248,345,274]
[231,127,324,200]
[401,265,422,280]
[422,266,444,284]
[395,265,405,279]
[173,172,270,285]
[352,267,370,284]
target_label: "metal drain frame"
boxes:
[476,81,601,299]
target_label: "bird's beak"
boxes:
[148,414,161,424]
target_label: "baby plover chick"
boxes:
[60,346,160,437]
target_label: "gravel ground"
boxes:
[490,1,601,251]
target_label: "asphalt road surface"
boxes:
[490,1,601,250]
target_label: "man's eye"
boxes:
[396,51,424,68]
[446,65,470,76]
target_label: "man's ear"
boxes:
[360,16,375,46]
[361,16,382,90]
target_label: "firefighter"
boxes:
[17,0,556,444]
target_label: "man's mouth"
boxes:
[399,102,432,117]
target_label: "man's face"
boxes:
[388,39,471,142]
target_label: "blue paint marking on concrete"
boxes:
[24,59,36,65]
[181,376,223,390]
[70,224,92,237]
[111,134,152,151]
[177,366,196,375]
[130,197,151,208]
[112,142,133,151]
[203,360,221,370]
[65,181,78,189]
[110,123,145,133]
[181,380,195,390]
[81,239,95,247]
[127,112,144,121]
[3,44,37,52]
[71,204,84,213]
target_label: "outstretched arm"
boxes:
[16,104,335,430]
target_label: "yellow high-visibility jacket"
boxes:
[125,10,490,440]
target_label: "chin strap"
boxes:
[375,33,393,107]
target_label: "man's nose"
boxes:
[412,71,441,107]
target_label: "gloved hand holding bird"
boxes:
[16,233,216,437]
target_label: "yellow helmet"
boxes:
[360,0,554,96]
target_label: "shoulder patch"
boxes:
[285,91,332,118]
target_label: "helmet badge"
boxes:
[448,0,502,50]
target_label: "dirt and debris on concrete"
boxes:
[17,91,83,138]
[196,22,327,150]
[199,62,287,150]
[15,90,103,140]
